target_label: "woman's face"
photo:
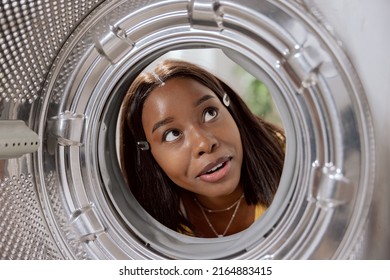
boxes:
[141,77,243,199]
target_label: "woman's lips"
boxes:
[197,157,232,183]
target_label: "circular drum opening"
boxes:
[98,47,292,259]
[34,0,374,259]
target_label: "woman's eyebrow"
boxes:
[152,117,174,133]
[151,95,215,133]
[194,94,215,107]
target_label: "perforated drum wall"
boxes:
[0,0,103,260]
[0,0,103,104]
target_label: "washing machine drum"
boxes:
[0,0,389,259]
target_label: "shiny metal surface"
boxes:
[0,0,103,259]
[0,0,388,259]
[308,0,390,259]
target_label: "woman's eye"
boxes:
[204,107,218,122]
[163,129,181,142]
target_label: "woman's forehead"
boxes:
[144,77,217,106]
[141,78,219,129]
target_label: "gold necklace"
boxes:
[195,193,244,213]
[194,194,244,238]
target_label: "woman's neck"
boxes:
[180,187,256,238]
[192,185,244,212]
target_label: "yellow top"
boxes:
[254,203,267,220]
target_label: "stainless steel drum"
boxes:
[1,0,389,259]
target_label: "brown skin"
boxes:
[141,77,255,237]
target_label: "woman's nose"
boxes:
[189,126,219,157]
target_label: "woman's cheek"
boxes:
[153,148,185,179]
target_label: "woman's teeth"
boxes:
[206,162,224,174]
